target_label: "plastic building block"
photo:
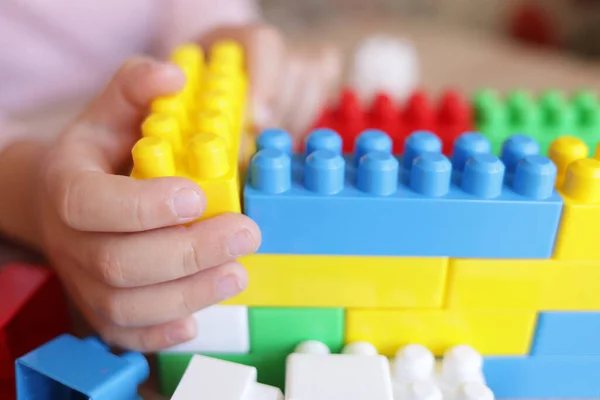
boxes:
[222,255,447,308]
[171,355,282,400]
[392,344,494,400]
[249,308,344,355]
[158,352,286,397]
[130,42,248,219]
[474,89,600,155]
[483,355,600,397]
[348,35,419,104]
[287,341,494,400]
[550,138,600,260]
[16,334,148,399]
[0,263,70,400]
[313,89,473,154]
[345,309,537,357]
[285,352,394,399]
[531,312,600,356]
[161,305,249,354]
[246,129,562,258]
[447,257,600,310]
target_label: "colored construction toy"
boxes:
[172,354,283,400]
[0,264,70,400]
[130,41,249,218]
[125,40,600,398]
[15,334,148,399]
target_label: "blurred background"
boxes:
[258,0,600,92]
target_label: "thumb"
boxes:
[67,57,186,171]
[199,24,286,131]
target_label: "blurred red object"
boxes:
[0,263,70,399]
[510,2,561,48]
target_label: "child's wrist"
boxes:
[0,140,50,251]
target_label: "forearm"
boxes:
[0,140,48,251]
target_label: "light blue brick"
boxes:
[532,312,600,356]
[484,356,600,398]
[245,129,562,258]
[16,334,148,400]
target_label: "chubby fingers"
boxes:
[44,165,207,232]
[278,45,342,137]
[63,259,248,351]
[74,213,260,287]
[76,258,248,327]
[66,58,185,170]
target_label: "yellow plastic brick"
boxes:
[550,138,600,260]
[447,258,600,310]
[170,43,205,111]
[345,309,536,357]
[222,255,448,308]
[131,43,248,219]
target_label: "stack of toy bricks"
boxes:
[136,44,600,398]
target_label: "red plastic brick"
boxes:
[368,93,400,146]
[312,89,472,155]
[0,263,70,398]
[436,89,473,154]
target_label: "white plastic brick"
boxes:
[285,353,394,400]
[171,355,256,400]
[348,34,419,104]
[162,305,249,353]
[172,355,283,400]
[248,383,284,400]
[392,344,493,400]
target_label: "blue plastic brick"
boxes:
[16,334,149,400]
[531,312,600,356]
[245,129,563,257]
[484,355,600,397]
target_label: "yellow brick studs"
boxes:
[548,137,589,189]
[551,136,600,259]
[141,114,182,153]
[170,44,205,111]
[187,133,230,179]
[151,94,191,136]
[131,137,175,179]
[562,158,600,203]
[130,42,247,219]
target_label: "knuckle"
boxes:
[96,291,129,327]
[94,242,127,287]
[183,241,205,275]
[129,195,150,231]
[179,284,197,315]
[52,170,86,229]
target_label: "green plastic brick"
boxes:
[249,307,345,354]
[157,352,287,397]
[474,89,600,156]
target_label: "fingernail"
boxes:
[163,62,185,79]
[173,188,203,219]
[217,274,246,299]
[165,319,196,345]
[228,229,257,257]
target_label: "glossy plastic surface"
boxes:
[246,129,562,258]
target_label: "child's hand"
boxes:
[36,59,261,351]
[200,24,342,143]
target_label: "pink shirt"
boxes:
[0,0,259,117]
